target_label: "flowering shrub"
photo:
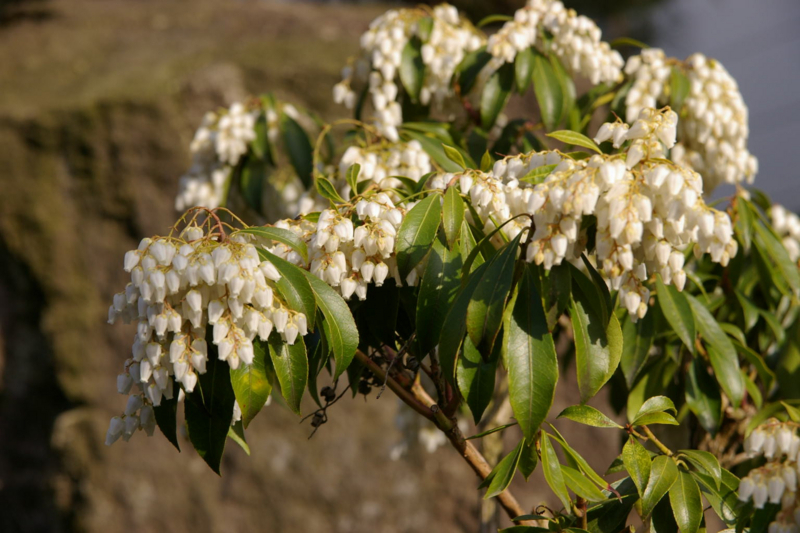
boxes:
[106,1,800,531]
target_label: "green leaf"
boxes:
[694,468,740,526]
[185,346,236,474]
[456,47,493,94]
[481,62,514,130]
[571,284,623,403]
[443,186,465,249]
[477,14,513,27]
[641,455,679,517]
[759,309,786,345]
[416,234,462,355]
[467,422,519,440]
[301,272,359,379]
[632,396,677,423]
[442,144,467,170]
[574,258,611,327]
[153,392,180,451]
[315,176,346,205]
[267,333,308,414]
[532,50,564,131]
[402,130,466,172]
[687,294,744,407]
[395,193,442,280]
[669,471,703,533]
[228,420,250,455]
[345,163,361,198]
[230,339,272,428]
[623,436,651,496]
[734,339,775,392]
[541,433,571,510]
[685,358,722,435]
[558,405,622,429]
[519,438,539,480]
[239,157,266,211]
[735,289,760,331]
[652,497,679,533]
[754,219,800,295]
[550,55,576,130]
[480,150,494,172]
[632,412,679,426]
[519,163,559,186]
[484,439,524,499]
[547,424,608,489]
[656,274,695,354]
[537,263,571,331]
[399,36,425,101]
[669,67,690,112]
[467,234,521,355]
[251,111,270,162]
[562,465,607,502]
[257,249,316,331]
[679,450,721,488]
[238,226,309,265]
[621,310,654,388]
[515,46,535,94]
[783,401,800,422]
[457,336,498,424]
[546,130,602,154]
[503,266,558,440]
[417,16,434,41]
[281,114,314,188]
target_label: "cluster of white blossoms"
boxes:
[438,107,735,319]
[105,223,307,445]
[333,4,484,141]
[740,420,800,532]
[487,0,623,85]
[175,102,258,211]
[771,205,800,263]
[624,49,758,192]
[337,140,432,197]
[264,193,422,301]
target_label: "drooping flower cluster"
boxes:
[443,107,736,319]
[333,4,484,141]
[265,193,422,301]
[105,223,306,445]
[740,420,800,532]
[624,49,758,192]
[487,0,623,85]
[771,205,800,263]
[175,102,258,211]
[337,140,432,197]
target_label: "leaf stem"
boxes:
[640,426,673,457]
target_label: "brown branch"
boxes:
[353,350,535,526]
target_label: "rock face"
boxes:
[0,2,622,532]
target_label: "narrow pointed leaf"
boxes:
[679,450,721,488]
[515,46,535,94]
[257,249,316,330]
[532,50,564,130]
[621,310,654,387]
[541,433,571,510]
[153,393,180,451]
[228,420,250,455]
[558,405,622,429]
[546,131,602,154]
[417,234,462,355]
[458,336,498,424]
[267,333,308,415]
[685,358,722,435]
[238,226,309,264]
[399,36,424,101]
[442,144,467,170]
[395,193,442,279]
[230,339,272,428]
[656,275,695,353]
[481,62,514,130]
[484,440,524,499]
[641,455,679,517]
[623,436,651,496]
[669,471,703,533]
[562,465,607,502]
[443,185,465,248]
[281,114,314,188]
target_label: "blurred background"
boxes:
[0,0,797,531]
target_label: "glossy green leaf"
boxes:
[546,130,602,154]
[301,272,358,379]
[679,450,721,488]
[153,392,180,451]
[623,436,651,496]
[515,46,535,94]
[185,347,236,474]
[621,310,654,387]
[443,185,465,248]
[458,336,498,424]
[547,424,608,489]
[316,176,346,205]
[456,47,493,94]
[669,471,703,533]
[694,468,740,526]
[520,163,558,186]
[632,396,677,423]
[541,433,571,510]
[656,275,695,353]
[442,144,467,170]
[687,294,744,407]
[519,438,539,480]
[416,234,462,355]
[467,422,519,441]
[230,339,272,428]
[345,163,361,198]
[685,358,722,435]
[467,233,521,355]
[238,226,309,264]
[503,266,558,440]
[257,249,316,330]
[754,220,800,295]
[532,50,564,131]
[571,260,610,327]
[399,36,424,101]
[641,455,679,517]
[571,285,623,404]
[481,62,514,130]
[632,412,679,426]
[562,465,607,502]
[484,439,524,499]
[281,114,314,188]
[267,333,308,414]
[239,157,266,211]
[558,405,622,429]
[395,193,442,279]
[537,263,571,331]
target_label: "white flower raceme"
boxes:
[624,49,758,192]
[105,223,306,445]
[487,0,623,85]
[441,107,736,319]
[333,3,484,141]
[772,205,800,262]
[175,102,258,211]
[337,140,432,198]
[740,420,800,532]
[264,192,423,301]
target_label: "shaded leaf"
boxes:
[267,333,308,414]
[656,275,695,353]
[641,455,679,517]
[481,62,514,130]
[230,339,272,428]
[484,439,524,499]
[458,336,498,424]
[395,193,442,279]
